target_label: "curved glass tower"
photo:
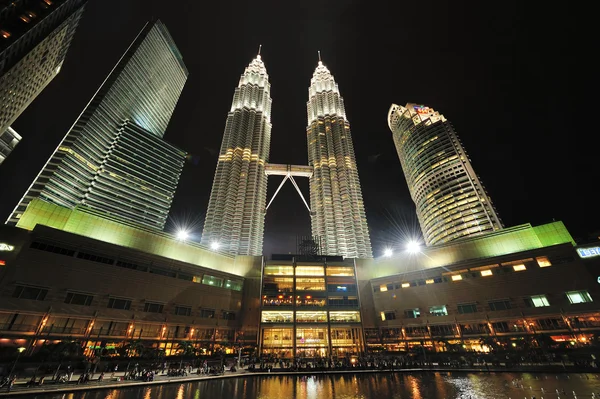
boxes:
[201,54,272,256]
[307,60,372,258]
[387,103,503,246]
[6,20,188,231]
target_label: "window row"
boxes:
[380,291,593,320]
[29,241,243,291]
[374,256,567,293]
[263,280,357,293]
[11,286,236,319]
[262,295,359,307]
[263,265,355,277]
[261,311,361,323]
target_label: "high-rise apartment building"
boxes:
[306,60,372,259]
[201,54,272,256]
[6,19,188,231]
[0,0,87,164]
[387,103,503,246]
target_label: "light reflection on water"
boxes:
[28,372,600,399]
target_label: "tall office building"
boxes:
[201,54,272,256]
[306,60,372,259]
[0,0,87,164]
[6,19,188,231]
[387,103,503,246]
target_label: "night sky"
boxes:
[0,1,586,257]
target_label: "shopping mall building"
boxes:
[1,199,600,358]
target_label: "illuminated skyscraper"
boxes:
[6,19,188,231]
[306,59,372,258]
[201,54,272,256]
[387,103,503,246]
[0,0,87,164]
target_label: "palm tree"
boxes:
[479,336,499,352]
[177,341,196,357]
[48,340,83,379]
[124,340,146,357]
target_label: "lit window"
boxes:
[566,290,593,304]
[451,275,463,281]
[513,264,526,271]
[404,309,420,318]
[401,282,410,288]
[526,295,550,307]
[429,305,448,316]
[481,270,493,277]
[536,256,552,267]
[379,284,388,292]
[425,279,434,284]
[382,311,396,320]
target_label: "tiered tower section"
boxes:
[306,60,372,258]
[201,55,272,256]
[387,103,503,245]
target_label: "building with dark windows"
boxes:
[201,53,272,256]
[2,198,599,359]
[5,19,188,231]
[0,0,87,164]
[387,103,503,246]
[0,200,260,357]
[307,60,372,259]
[359,222,600,353]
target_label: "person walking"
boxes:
[111,364,118,378]
[7,375,16,392]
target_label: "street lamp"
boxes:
[8,347,26,378]
[211,241,220,251]
[383,248,393,257]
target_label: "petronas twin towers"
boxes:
[201,54,373,259]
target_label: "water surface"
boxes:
[25,372,600,399]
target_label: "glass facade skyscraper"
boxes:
[6,19,188,231]
[306,61,372,259]
[201,54,272,256]
[0,0,87,164]
[387,103,503,246]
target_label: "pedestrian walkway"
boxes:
[0,367,249,397]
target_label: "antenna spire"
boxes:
[258,44,262,56]
[318,50,321,62]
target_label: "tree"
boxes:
[176,341,197,357]
[123,340,146,357]
[479,336,500,352]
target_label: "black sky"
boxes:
[0,0,585,257]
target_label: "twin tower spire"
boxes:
[200,49,373,258]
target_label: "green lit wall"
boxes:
[356,222,576,280]
[16,198,261,277]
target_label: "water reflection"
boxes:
[28,372,600,399]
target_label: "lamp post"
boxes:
[8,347,26,378]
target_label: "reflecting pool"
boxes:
[26,372,600,399]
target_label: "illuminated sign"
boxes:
[0,243,14,251]
[413,105,430,115]
[577,247,600,259]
